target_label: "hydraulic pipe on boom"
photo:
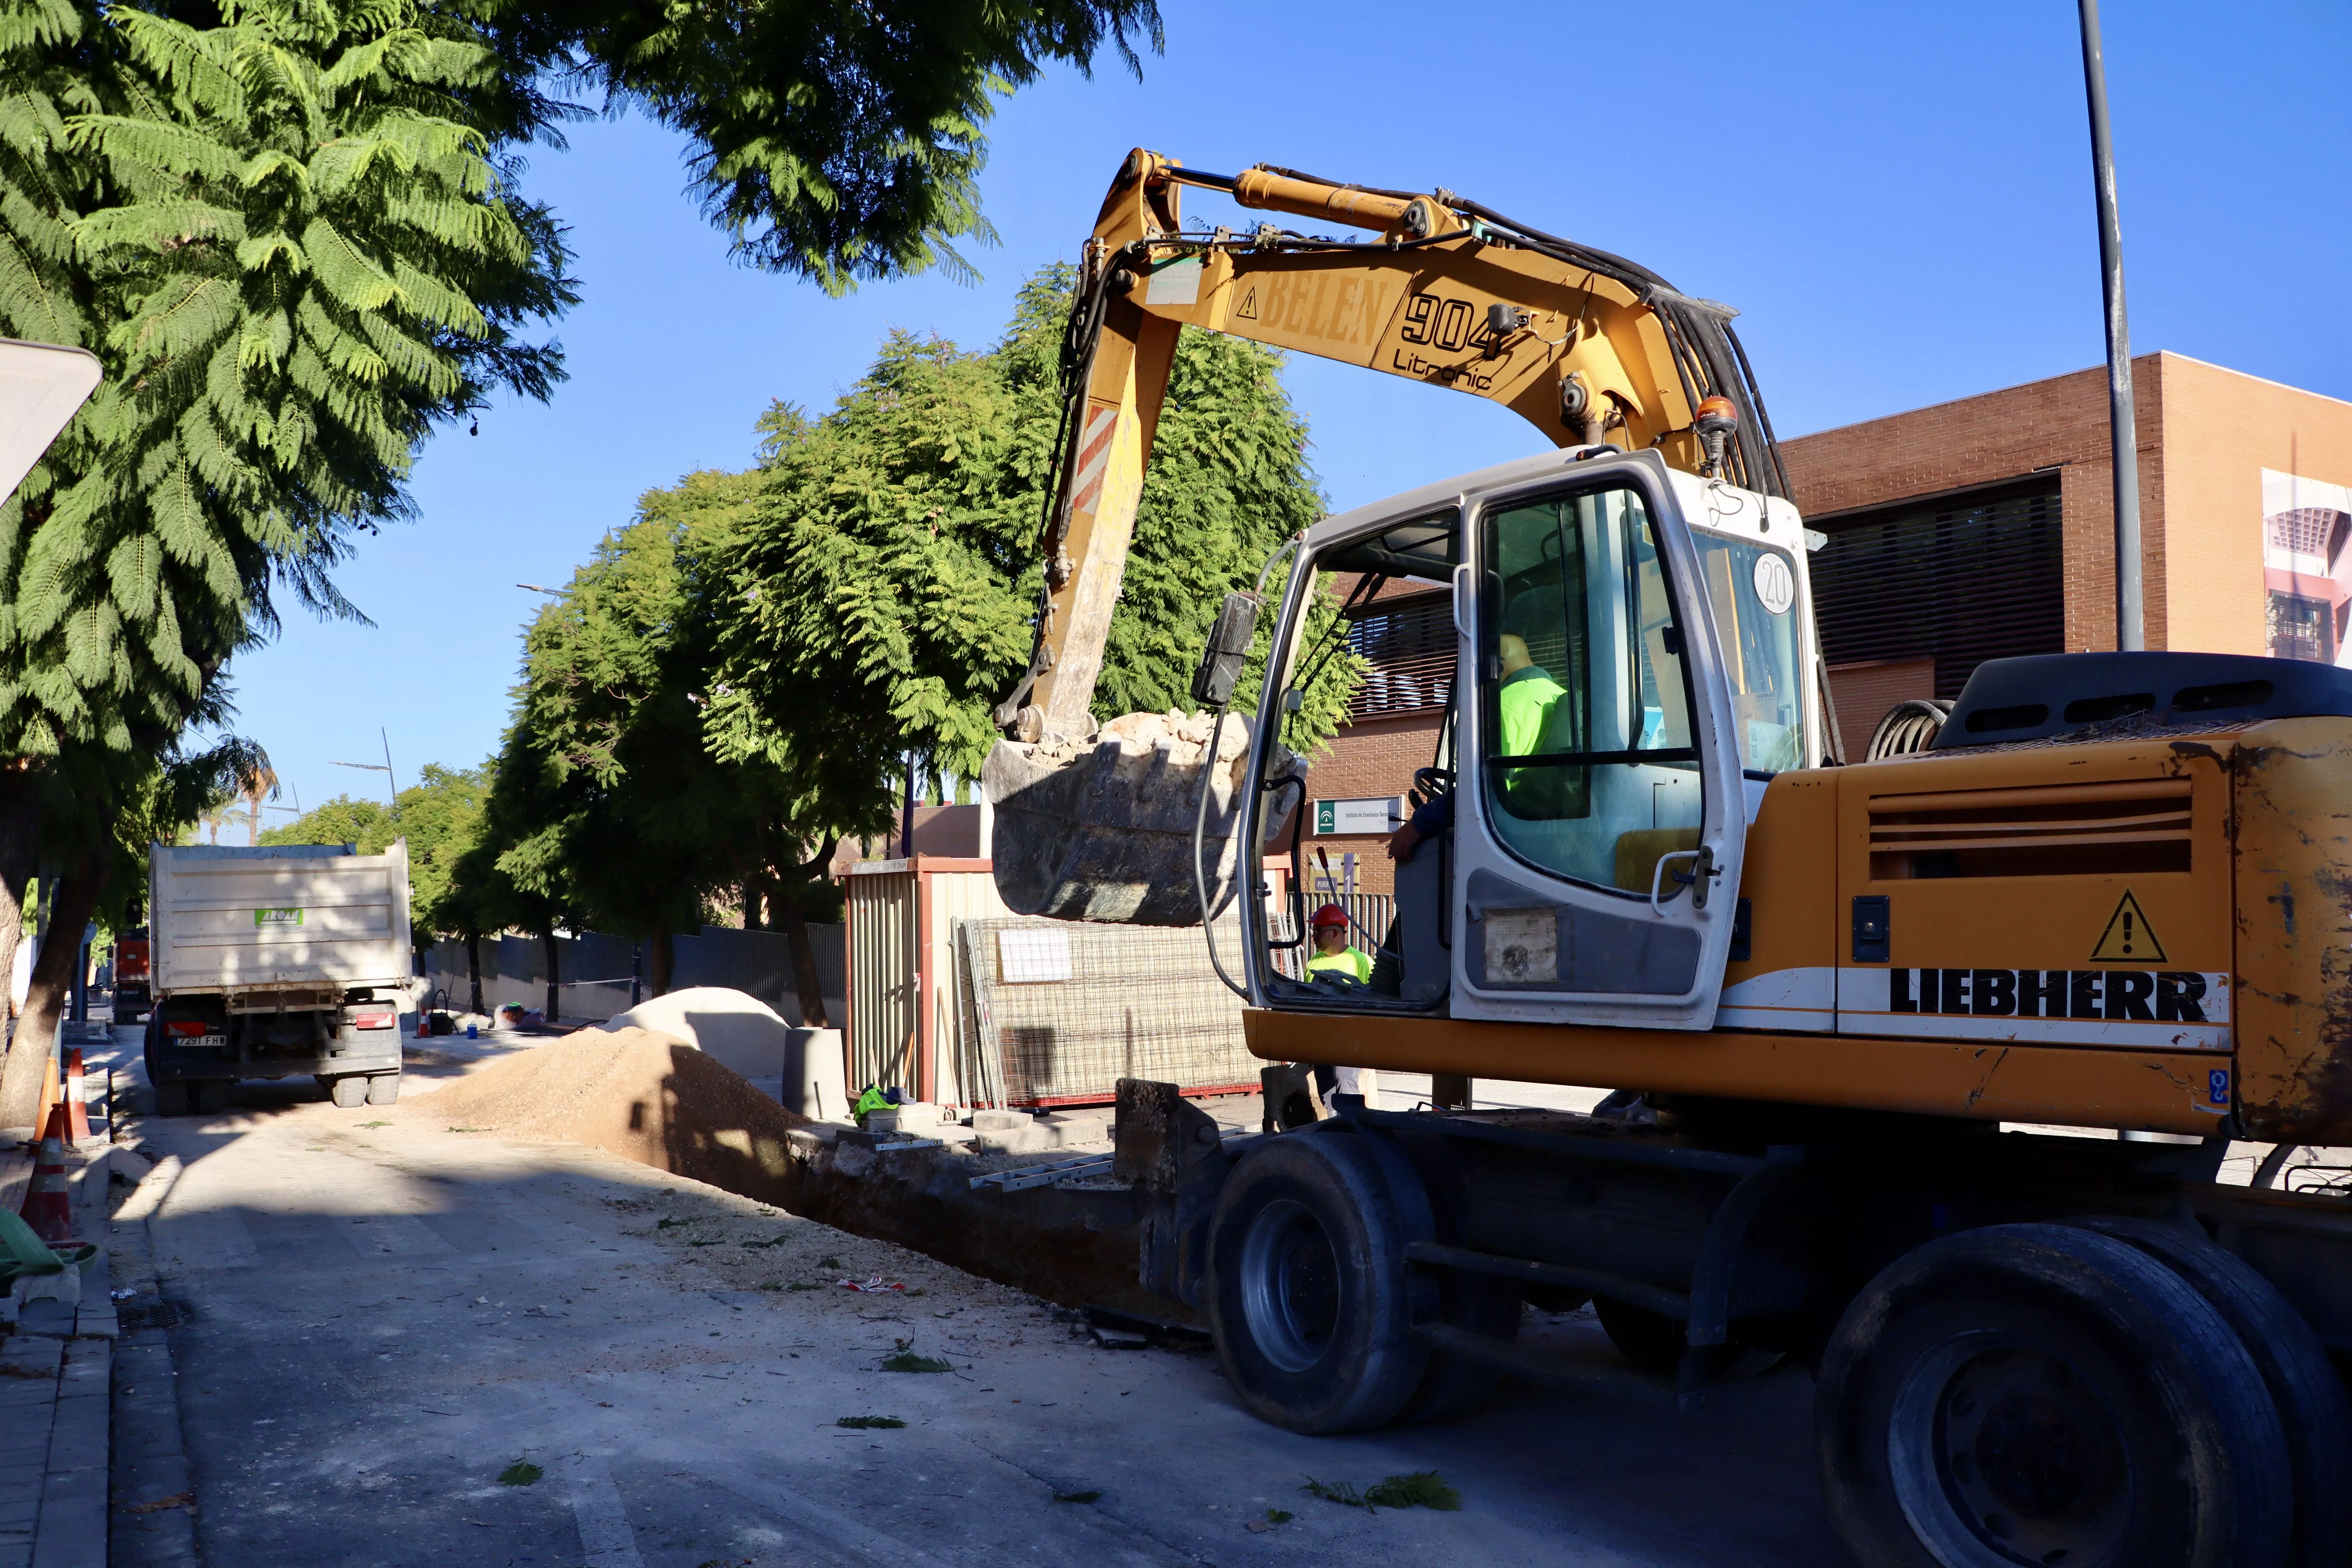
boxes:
[983,150,1802,923]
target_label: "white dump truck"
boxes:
[141,841,416,1114]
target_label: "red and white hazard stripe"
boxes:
[1067,405,1120,517]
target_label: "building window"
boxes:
[1345,595,1454,720]
[1809,477,2064,701]
[2268,591,2334,664]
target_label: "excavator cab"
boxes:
[1236,447,1824,1030]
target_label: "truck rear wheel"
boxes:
[192,1079,229,1114]
[151,1077,191,1117]
[326,1076,367,1109]
[1206,1129,1426,1434]
[1817,1223,2292,1568]
[2067,1215,2352,1568]
[363,1072,400,1107]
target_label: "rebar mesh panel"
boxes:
[958,917,1259,1105]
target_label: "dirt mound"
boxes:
[400,1027,814,1200]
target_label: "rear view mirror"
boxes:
[1189,591,1261,707]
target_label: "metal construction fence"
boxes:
[421,924,844,1025]
[954,916,1262,1107]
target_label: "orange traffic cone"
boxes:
[61,1048,93,1145]
[17,1106,75,1243]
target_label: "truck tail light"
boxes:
[350,1011,396,1030]
[164,1020,211,1036]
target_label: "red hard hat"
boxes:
[1310,903,1348,929]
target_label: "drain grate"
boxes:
[117,1301,189,1332]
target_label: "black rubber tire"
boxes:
[150,1076,191,1117]
[1817,1223,2292,1568]
[1206,1129,1426,1434]
[1399,1271,1519,1424]
[2068,1215,2352,1568]
[1597,1297,1687,1377]
[325,1075,367,1109]
[192,1079,229,1114]
[363,1072,401,1107]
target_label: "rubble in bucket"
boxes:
[982,709,1299,925]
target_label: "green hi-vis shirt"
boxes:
[1307,947,1373,983]
[1499,665,1566,756]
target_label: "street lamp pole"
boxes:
[2077,0,2143,652]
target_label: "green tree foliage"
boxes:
[468,471,888,1007]
[703,265,1357,793]
[0,0,578,766]
[522,0,1160,294]
[260,762,486,939]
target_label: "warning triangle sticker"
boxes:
[1235,285,1258,320]
[2089,889,2166,964]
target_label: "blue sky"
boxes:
[221,0,2351,824]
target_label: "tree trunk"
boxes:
[649,929,675,997]
[0,767,39,1024]
[465,934,484,1016]
[542,928,559,1022]
[742,880,763,931]
[0,838,108,1133]
[775,837,838,1030]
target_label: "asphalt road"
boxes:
[93,1025,1844,1568]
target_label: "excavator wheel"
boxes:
[1817,1223,2292,1568]
[2065,1216,2352,1568]
[1205,1129,1426,1434]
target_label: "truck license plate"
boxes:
[191,1034,227,1051]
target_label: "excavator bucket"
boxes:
[983,711,1296,926]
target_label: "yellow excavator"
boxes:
[986,152,2352,1568]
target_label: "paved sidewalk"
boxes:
[0,1334,110,1568]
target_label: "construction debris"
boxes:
[982,710,1297,925]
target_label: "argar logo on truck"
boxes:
[253,907,304,927]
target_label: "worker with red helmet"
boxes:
[1304,903,1372,985]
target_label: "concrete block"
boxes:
[974,1124,1057,1155]
[1040,1112,1108,1147]
[969,1109,1031,1132]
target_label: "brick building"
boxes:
[1295,352,2352,893]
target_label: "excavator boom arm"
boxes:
[997,149,1789,743]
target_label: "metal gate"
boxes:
[844,865,917,1093]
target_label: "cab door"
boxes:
[1447,452,1749,1028]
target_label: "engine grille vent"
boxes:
[1869,779,2192,880]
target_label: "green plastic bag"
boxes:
[0,1207,93,1283]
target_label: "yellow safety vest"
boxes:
[1306,947,1373,983]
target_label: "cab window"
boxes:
[1481,486,1702,896]
[1693,533,1803,773]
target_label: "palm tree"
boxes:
[238,762,279,846]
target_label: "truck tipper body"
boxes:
[142,840,415,1114]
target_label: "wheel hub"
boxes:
[1891,1334,2134,1568]
[1238,1198,1341,1373]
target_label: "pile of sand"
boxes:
[399,1027,814,1201]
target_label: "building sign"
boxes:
[1314,797,1404,835]
[2262,469,2352,665]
